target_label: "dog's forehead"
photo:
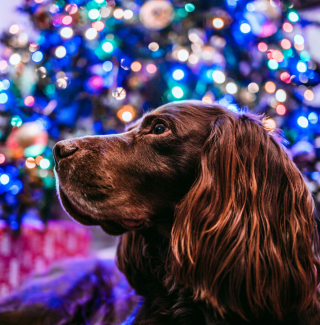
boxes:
[151,102,206,118]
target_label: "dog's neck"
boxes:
[120,227,320,325]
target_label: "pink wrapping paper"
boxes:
[0,220,91,298]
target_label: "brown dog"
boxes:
[54,100,320,325]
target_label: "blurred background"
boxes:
[0,0,319,298]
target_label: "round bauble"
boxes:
[139,0,174,30]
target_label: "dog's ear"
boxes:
[170,112,320,321]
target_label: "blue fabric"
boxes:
[120,299,143,325]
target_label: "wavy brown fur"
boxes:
[170,111,320,321]
[51,100,320,324]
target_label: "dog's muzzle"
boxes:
[53,140,78,165]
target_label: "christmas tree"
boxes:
[0,0,319,230]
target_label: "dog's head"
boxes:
[53,100,214,235]
[53,100,320,321]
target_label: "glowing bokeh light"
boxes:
[101,7,111,18]
[300,51,311,62]
[88,9,100,20]
[123,10,134,20]
[55,46,67,58]
[226,82,237,94]
[60,27,73,38]
[297,116,308,128]
[268,59,278,70]
[103,61,113,72]
[148,42,159,51]
[0,174,9,185]
[294,43,304,51]
[288,12,299,23]
[40,158,50,169]
[25,157,36,169]
[248,82,259,93]
[202,96,213,104]
[9,53,21,65]
[122,111,133,122]
[280,72,291,83]
[240,23,251,34]
[131,61,142,72]
[297,61,307,73]
[172,69,185,80]
[117,105,136,123]
[31,51,43,63]
[280,39,291,49]
[212,18,224,29]
[283,22,293,33]
[172,86,184,99]
[0,93,8,104]
[294,35,304,45]
[258,42,268,52]
[88,76,103,89]
[102,41,113,52]
[9,24,19,34]
[271,50,283,62]
[35,156,43,165]
[0,60,8,71]
[11,116,23,127]
[264,118,276,132]
[24,96,35,107]
[62,15,73,25]
[2,80,9,90]
[304,89,314,101]
[188,54,199,64]
[276,104,286,115]
[146,64,157,74]
[308,112,318,124]
[185,3,195,12]
[212,70,226,84]
[92,21,105,31]
[85,28,98,40]
[265,81,276,93]
[275,89,287,102]
[0,153,5,164]
[65,4,78,15]
[177,49,189,62]
[113,8,124,19]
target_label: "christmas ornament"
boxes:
[139,0,174,30]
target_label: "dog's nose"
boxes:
[53,140,78,164]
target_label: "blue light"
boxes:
[2,79,10,90]
[228,104,238,112]
[103,61,113,72]
[294,35,304,45]
[172,69,184,80]
[297,116,308,128]
[240,23,251,34]
[311,171,320,181]
[227,0,237,8]
[0,93,8,104]
[10,185,20,195]
[308,112,318,124]
[0,174,10,185]
[297,61,307,73]
[246,3,255,11]
[32,51,44,63]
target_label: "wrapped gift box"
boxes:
[0,220,91,298]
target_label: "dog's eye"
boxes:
[152,123,167,135]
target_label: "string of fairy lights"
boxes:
[0,0,319,228]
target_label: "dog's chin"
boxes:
[58,187,101,226]
[57,186,142,236]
